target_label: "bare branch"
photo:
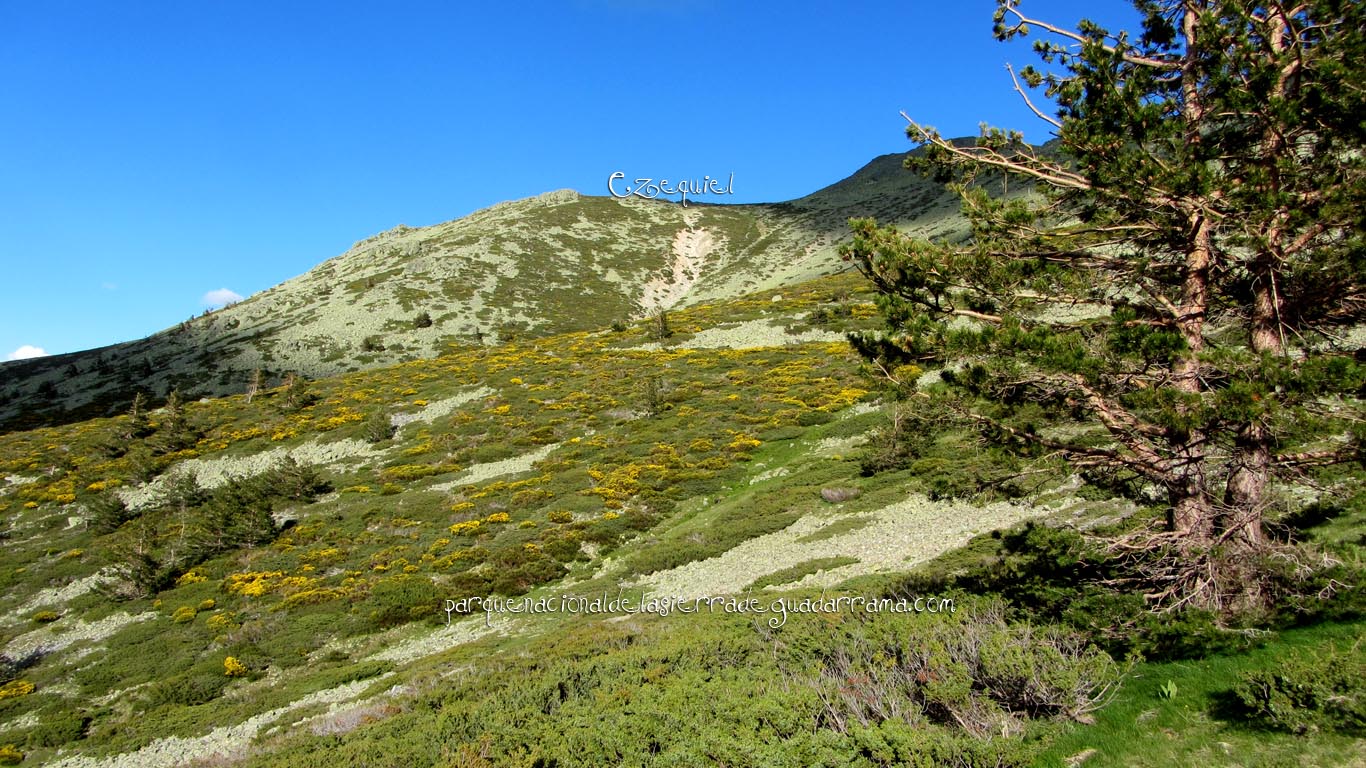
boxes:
[1005,63,1062,129]
[902,115,1092,191]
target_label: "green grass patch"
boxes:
[1037,619,1366,768]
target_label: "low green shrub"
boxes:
[1232,642,1366,734]
[144,672,229,708]
[368,575,442,629]
[25,708,90,747]
[363,410,395,443]
[816,600,1124,739]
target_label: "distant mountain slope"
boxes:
[0,147,969,432]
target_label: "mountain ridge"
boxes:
[0,146,968,432]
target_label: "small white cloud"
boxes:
[101,282,118,291]
[201,288,244,308]
[5,345,49,361]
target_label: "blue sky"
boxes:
[0,0,1141,360]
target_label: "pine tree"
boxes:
[155,388,198,454]
[649,309,673,341]
[364,409,396,443]
[124,392,153,440]
[844,0,1364,605]
[87,491,134,534]
[280,373,314,412]
[245,368,263,404]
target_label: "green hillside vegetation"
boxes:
[0,270,1359,766]
[1,1,1363,757]
[0,148,974,434]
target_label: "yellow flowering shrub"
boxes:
[0,744,24,765]
[225,571,287,596]
[205,612,236,632]
[510,488,552,507]
[0,681,35,700]
[382,462,460,482]
[694,456,729,470]
[198,599,216,611]
[726,433,762,452]
[278,587,350,608]
[303,546,344,564]
[318,410,364,431]
[484,512,510,523]
[448,519,482,536]
[224,656,248,677]
[172,606,197,624]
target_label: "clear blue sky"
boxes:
[0,0,1141,360]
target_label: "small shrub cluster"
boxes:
[816,601,1124,739]
[367,575,443,629]
[224,656,248,677]
[363,410,396,443]
[23,708,90,748]
[0,680,34,701]
[145,672,229,708]
[1232,643,1365,734]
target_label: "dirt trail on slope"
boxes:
[638,218,717,315]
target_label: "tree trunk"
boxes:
[1218,7,1296,546]
[1222,422,1268,547]
[1219,251,1284,546]
[1169,485,1213,539]
[1166,202,1214,540]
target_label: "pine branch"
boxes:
[901,116,1092,191]
[998,4,1181,70]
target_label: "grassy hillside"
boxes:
[0,148,970,434]
[0,267,1360,767]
